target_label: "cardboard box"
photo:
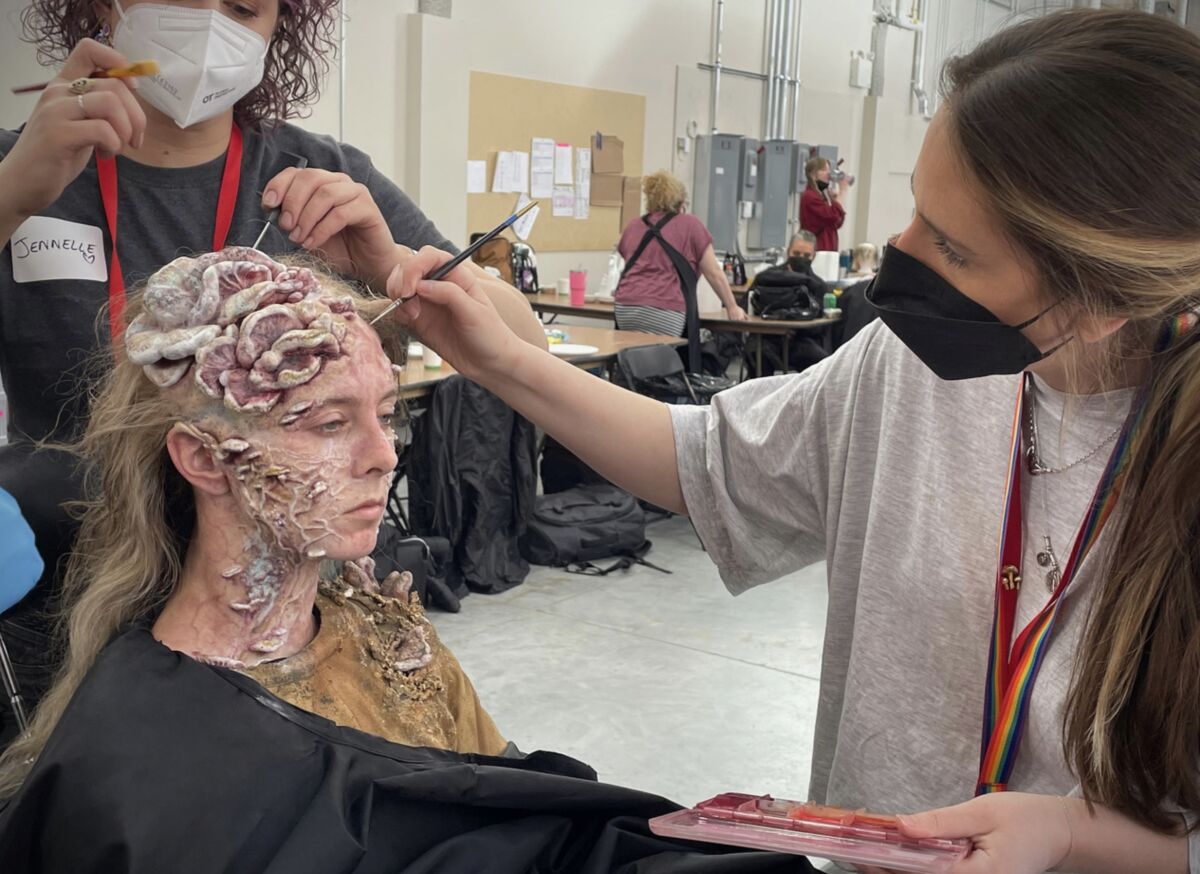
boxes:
[621,176,643,228]
[592,135,625,175]
[590,172,624,206]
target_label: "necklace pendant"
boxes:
[1038,535,1061,593]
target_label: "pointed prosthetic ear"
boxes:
[166,423,231,497]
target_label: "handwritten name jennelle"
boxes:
[12,236,97,265]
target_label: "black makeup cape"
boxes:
[0,624,811,874]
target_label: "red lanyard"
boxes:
[96,126,244,343]
[976,376,1142,795]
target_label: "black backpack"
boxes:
[520,484,653,569]
[750,268,824,321]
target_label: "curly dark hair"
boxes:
[20,0,341,130]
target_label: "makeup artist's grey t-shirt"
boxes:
[670,322,1197,868]
[0,122,455,444]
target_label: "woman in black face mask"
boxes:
[383,10,1200,874]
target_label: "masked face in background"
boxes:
[786,240,816,273]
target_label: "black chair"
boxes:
[615,344,736,406]
[615,344,700,404]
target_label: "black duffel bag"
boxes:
[520,484,648,567]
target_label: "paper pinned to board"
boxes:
[554,144,573,185]
[466,160,487,194]
[512,194,540,241]
[531,137,555,198]
[512,151,530,193]
[574,147,591,220]
[492,151,513,193]
[591,134,624,174]
[552,186,575,217]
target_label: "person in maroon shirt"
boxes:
[799,156,851,251]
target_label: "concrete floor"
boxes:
[431,514,828,809]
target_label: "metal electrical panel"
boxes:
[748,139,795,250]
[738,138,759,202]
[814,144,839,166]
[793,142,813,192]
[692,134,743,253]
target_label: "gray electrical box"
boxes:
[692,134,743,254]
[738,138,759,202]
[748,139,795,250]
[814,144,839,166]
[793,142,813,192]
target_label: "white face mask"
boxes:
[112,0,269,129]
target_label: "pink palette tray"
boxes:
[649,793,970,873]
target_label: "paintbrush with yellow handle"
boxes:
[11,60,159,94]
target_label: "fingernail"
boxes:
[280,211,293,230]
[302,237,314,249]
[264,191,279,208]
[289,229,302,243]
[417,280,434,293]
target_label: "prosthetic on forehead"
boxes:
[125,248,404,662]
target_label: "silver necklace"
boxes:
[1035,483,1063,595]
[1025,378,1123,477]
[1024,376,1119,593]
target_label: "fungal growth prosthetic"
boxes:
[133,248,405,670]
[126,246,355,408]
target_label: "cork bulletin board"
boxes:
[467,71,646,252]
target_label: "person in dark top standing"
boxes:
[799,156,849,252]
[0,0,543,738]
[614,170,747,337]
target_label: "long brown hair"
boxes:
[0,261,405,799]
[942,10,1200,830]
[804,156,829,192]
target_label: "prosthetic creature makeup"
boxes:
[130,248,408,667]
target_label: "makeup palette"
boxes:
[648,794,970,873]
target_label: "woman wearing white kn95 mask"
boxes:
[109,0,270,129]
[0,0,546,743]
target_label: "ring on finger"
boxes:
[77,93,88,118]
[68,77,93,96]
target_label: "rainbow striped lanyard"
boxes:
[975,373,1147,796]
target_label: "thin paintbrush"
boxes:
[370,199,538,326]
[12,60,160,94]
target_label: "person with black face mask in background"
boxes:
[784,231,820,275]
[800,156,848,252]
[747,231,831,375]
[382,11,1200,874]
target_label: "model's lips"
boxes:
[345,499,386,518]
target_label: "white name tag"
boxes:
[10,216,107,284]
